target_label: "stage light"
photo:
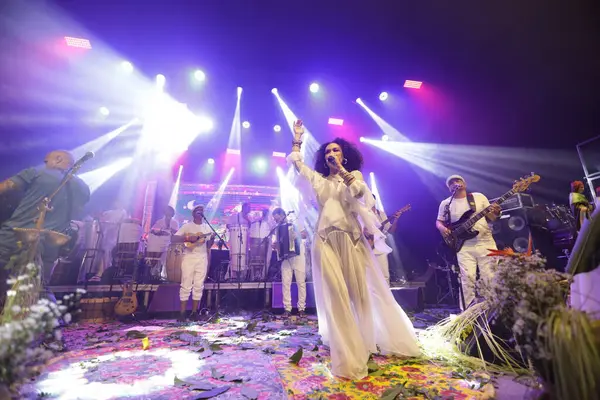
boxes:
[356,97,363,104]
[382,134,389,141]
[273,125,281,132]
[328,118,344,126]
[309,83,320,93]
[237,87,243,96]
[64,36,91,49]
[226,148,241,155]
[242,121,250,129]
[379,92,389,101]
[99,107,110,116]
[252,157,268,174]
[272,151,286,158]
[194,70,206,81]
[196,116,214,132]
[156,74,166,87]
[359,137,365,142]
[207,158,215,164]
[120,61,133,73]
[404,80,422,89]
[271,88,278,94]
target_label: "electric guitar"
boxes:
[367,204,411,248]
[114,282,138,316]
[183,232,214,248]
[442,173,540,252]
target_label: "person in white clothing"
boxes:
[172,205,215,322]
[436,175,501,311]
[369,196,401,286]
[271,208,307,318]
[149,206,179,278]
[289,121,420,380]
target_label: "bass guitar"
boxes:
[114,282,138,316]
[367,204,411,248]
[442,173,540,252]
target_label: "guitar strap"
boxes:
[467,193,477,213]
[444,193,477,225]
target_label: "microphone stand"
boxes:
[7,162,87,322]
[202,215,229,315]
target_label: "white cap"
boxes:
[446,175,466,188]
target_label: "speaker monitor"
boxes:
[491,208,532,253]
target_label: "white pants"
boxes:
[375,253,390,286]
[179,255,208,302]
[281,245,307,312]
[456,241,497,310]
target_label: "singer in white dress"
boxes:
[288,122,420,380]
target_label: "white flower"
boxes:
[16,275,28,281]
[6,290,16,297]
[26,263,36,270]
[63,313,72,324]
[6,278,17,285]
[11,305,21,314]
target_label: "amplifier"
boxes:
[490,193,534,211]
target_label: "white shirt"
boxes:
[152,217,179,233]
[176,222,212,256]
[437,192,495,245]
[249,219,271,239]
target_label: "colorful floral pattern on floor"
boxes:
[22,309,495,399]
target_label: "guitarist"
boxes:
[436,175,501,310]
[171,204,215,322]
[370,196,400,286]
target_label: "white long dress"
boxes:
[288,152,420,379]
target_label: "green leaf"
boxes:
[246,321,258,332]
[195,386,230,399]
[191,382,216,391]
[367,362,379,373]
[380,386,403,400]
[240,386,258,399]
[174,376,188,387]
[125,330,147,339]
[211,367,224,380]
[289,347,303,365]
[369,369,384,377]
[209,343,223,351]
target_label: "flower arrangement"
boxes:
[0,290,85,397]
[430,251,600,400]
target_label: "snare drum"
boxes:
[165,244,183,283]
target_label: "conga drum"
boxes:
[165,244,183,283]
[228,225,248,276]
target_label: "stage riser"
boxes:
[390,287,424,312]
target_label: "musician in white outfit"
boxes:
[289,121,420,380]
[172,205,215,321]
[149,206,179,278]
[436,175,501,310]
[271,208,307,318]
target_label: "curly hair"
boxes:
[571,180,584,193]
[313,138,364,177]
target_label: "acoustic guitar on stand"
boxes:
[114,282,139,316]
[367,204,411,249]
[441,173,540,253]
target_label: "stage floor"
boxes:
[23,308,531,399]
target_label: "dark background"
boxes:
[1,0,599,271]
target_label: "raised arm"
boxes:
[287,120,325,191]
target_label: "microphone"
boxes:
[73,151,95,168]
[286,210,295,215]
